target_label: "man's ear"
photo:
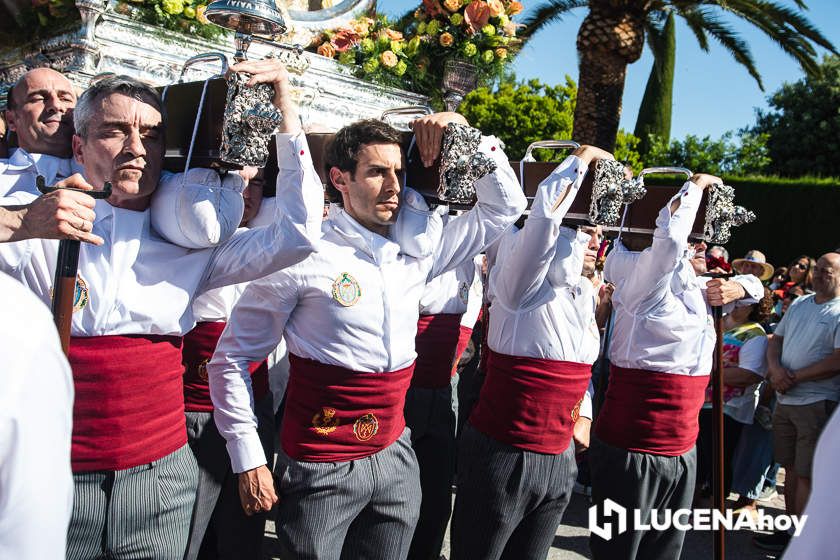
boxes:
[5,109,18,133]
[329,166,349,195]
[72,134,84,165]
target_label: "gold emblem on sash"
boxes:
[312,407,340,435]
[353,413,379,442]
[51,274,89,312]
[331,272,361,307]
[197,358,210,382]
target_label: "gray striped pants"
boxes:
[274,428,422,560]
[66,443,199,560]
[183,394,275,560]
[451,423,577,560]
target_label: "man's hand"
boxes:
[237,465,278,516]
[705,278,746,307]
[690,173,722,191]
[571,145,614,169]
[411,112,469,167]
[573,416,592,452]
[230,59,300,134]
[768,364,796,393]
[5,174,103,245]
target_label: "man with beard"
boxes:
[208,115,527,559]
[451,145,609,560]
[0,62,322,560]
[589,174,763,560]
[2,68,83,197]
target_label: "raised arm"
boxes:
[491,146,609,308]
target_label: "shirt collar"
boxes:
[329,207,400,264]
[5,148,79,183]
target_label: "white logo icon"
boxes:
[589,499,627,541]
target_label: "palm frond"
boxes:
[677,6,763,89]
[519,0,588,43]
[679,7,710,52]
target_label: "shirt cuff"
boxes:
[275,131,312,172]
[225,431,268,474]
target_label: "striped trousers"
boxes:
[66,444,199,560]
[404,377,459,560]
[274,428,422,560]
[451,423,577,560]
[183,394,275,560]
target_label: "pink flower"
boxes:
[422,0,445,17]
[332,28,361,52]
[464,1,491,33]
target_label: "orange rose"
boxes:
[443,0,461,12]
[506,0,523,15]
[380,50,399,68]
[464,1,490,33]
[385,28,404,41]
[439,32,455,47]
[494,47,507,59]
[487,0,504,17]
[317,43,337,58]
[350,18,371,36]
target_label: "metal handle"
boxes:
[37,176,112,199]
[638,166,692,180]
[178,52,229,83]
[522,140,580,162]
[381,106,434,131]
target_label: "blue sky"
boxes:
[380,0,840,140]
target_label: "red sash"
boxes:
[281,354,415,462]
[469,349,592,454]
[452,325,474,374]
[412,313,462,389]
[182,321,269,412]
[70,335,186,472]
[594,365,709,456]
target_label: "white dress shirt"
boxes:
[208,138,528,472]
[0,147,85,197]
[460,255,485,329]
[0,271,73,560]
[0,133,323,337]
[604,182,763,376]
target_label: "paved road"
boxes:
[263,488,787,559]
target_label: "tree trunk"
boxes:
[573,3,646,152]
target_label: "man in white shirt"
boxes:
[208,115,527,559]
[451,145,607,560]
[0,62,322,560]
[2,68,84,197]
[0,270,73,560]
[755,252,840,553]
[589,174,763,560]
[406,230,479,560]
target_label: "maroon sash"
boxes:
[469,349,592,454]
[281,354,415,462]
[594,365,709,456]
[182,321,269,413]
[412,313,462,389]
[70,335,186,472]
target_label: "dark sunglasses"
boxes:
[794,262,809,270]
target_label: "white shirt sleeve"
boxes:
[200,133,323,292]
[491,156,589,308]
[738,335,768,377]
[428,136,527,279]
[208,271,300,473]
[0,274,73,560]
[618,181,703,312]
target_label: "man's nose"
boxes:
[124,129,146,158]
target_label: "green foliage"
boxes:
[634,11,675,155]
[460,77,577,160]
[615,130,643,174]
[644,131,770,176]
[751,54,840,178]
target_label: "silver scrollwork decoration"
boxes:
[704,184,757,244]
[589,159,646,225]
[438,122,497,205]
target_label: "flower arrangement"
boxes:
[308,15,428,91]
[407,0,523,81]
[113,0,226,40]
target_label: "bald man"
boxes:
[2,67,82,197]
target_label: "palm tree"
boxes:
[519,0,837,151]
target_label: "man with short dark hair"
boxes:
[208,113,527,559]
[755,252,840,553]
[2,67,82,197]
[0,61,322,560]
